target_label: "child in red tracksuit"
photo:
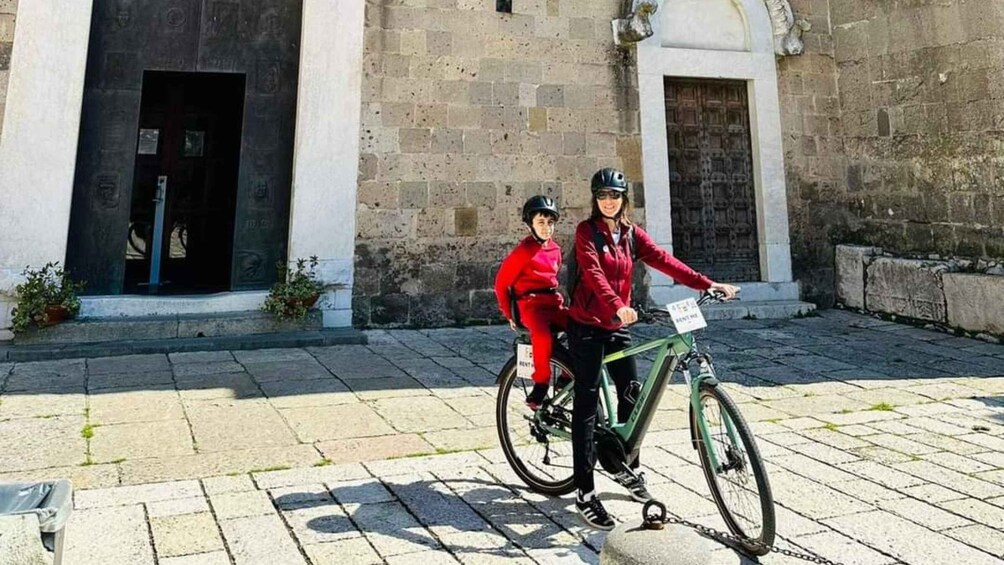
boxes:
[494,195,568,410]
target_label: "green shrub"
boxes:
[262,256,324,321]
[12,262,85,334]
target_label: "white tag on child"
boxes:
[516,344,535,380]
[667,298,707,334]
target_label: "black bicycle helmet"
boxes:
[521,195,560,225]
[591,167,628,194]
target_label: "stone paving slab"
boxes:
[316,433,437,464]
[220,514,308,565]
[151,512,225,558]
[64,505,156,564]
[185,398,298,451]
[0,391,85,419]
[90,418,195,462]
[1,311,1003,563]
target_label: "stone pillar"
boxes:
[287,0,366,328]
[0,1,95,340]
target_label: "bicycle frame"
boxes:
[541,329,739,473]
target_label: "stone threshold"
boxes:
[0,327,367,363]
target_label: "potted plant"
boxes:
[262,256,325,321]
[11,262,86,334]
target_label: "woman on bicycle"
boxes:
[568,167,738,530]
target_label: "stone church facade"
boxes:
[0,0,1002,339]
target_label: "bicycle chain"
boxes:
[642,501,845,565]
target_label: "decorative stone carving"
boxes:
[764,0,811,56]
[613,0,660,46]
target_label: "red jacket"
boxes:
[569,219,712,331]
[494,236,563,320]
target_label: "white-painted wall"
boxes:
[638,0,796,306]
[661,0,749,51]
[0,1,95,339]
[287,0,366,328]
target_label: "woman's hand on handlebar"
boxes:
[616,306,639,325]
[708,282,740,301]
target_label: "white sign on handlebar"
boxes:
[667,298,708,334]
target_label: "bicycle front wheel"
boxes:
[692,383,775,555]
[495,350,577,496]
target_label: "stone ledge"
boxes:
[0,327,366,363]
[13,311,323,346]
[835,244,1004,341]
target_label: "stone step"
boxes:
[702,300,816,321]
[0,327,366,363]
[14,310,324,345]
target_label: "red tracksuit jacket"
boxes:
[494,236,563,319]
[569,219,713,331]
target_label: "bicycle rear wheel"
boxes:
[495,349,577,496]
[692,383,775,555]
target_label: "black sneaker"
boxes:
[576,490,615,530]
[613,470,653,503]
[526,383,550,411]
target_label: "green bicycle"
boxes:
[495,291,775,555]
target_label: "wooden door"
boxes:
[665,78,760,282]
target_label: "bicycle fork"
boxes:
[685,356,743,473]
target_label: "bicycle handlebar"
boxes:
[629,289,740,324]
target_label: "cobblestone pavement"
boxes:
[1,310,1003,564]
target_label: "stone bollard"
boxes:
[600,522,758,565]
[0,515,52,565]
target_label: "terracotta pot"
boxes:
[40,305,71,327]
[285,293,320,315]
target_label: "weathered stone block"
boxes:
[865,257,951,322]
[370,293,411,326]
[464,182,496,206]
[411,293,456,326]
[944,273,1004,335]
[447,105,481,129]
[430,128,463,153]
[415,104,447,128]
[454,207,478,236]
[398,128,430,153]
[528,107,548,132]
[398,181,428,208]
[835,245,880,309]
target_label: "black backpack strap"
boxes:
[508,286,524,329]
[590,221,636,261]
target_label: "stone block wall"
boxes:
[836,244,1004,338]
[776,0,847,306]
[353,0,643,326]
[795,0,1003,305]
[0,0,17,137]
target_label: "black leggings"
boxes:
[568,320,640,494]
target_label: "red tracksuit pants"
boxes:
[517,294,568,385]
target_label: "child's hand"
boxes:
[508,319,518,331]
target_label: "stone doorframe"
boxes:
[636,0,794,305]
[0,0,364,338]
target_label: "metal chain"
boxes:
[642,501,845,565]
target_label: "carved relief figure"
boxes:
[613,0,659,46]
[612,0,810,56]
[764,0,811,56]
